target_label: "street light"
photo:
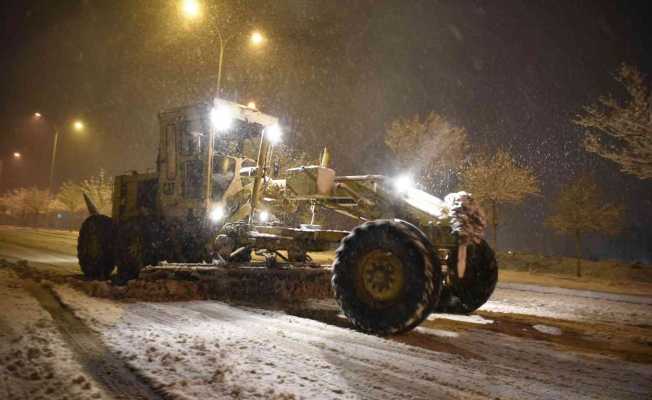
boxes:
[250,31,265,47]
[180,2,267,95]
[181,0,201,19]
[13,152,21,159]
[73,120,85,132]
[33,113,87,192]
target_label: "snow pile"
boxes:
[414,327,460,338]
[532,324,562,336]
[443,191,487,245]
[0,269,109,400]
[428,313,494,325]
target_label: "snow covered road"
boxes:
[53,286,651,400]
[1,232,651,399]
[487,282,652,326]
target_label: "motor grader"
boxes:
[77,98,497,335]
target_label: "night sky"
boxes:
[1,0,650,261]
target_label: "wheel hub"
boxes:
[358,250,405,302]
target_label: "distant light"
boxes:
[210,106,233,132]
[181,0,201,19]
[247,101,257,109]
[73,120,84,131]
[393,174,413,194]
[265,123,282,144]
[259,210,269,223]
[13,152,21,159]
[34,112,42,118]
[250,31,265,46]
[209,206,225,222]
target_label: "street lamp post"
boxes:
[180,0,266,95]
[48,124,60,194]
[34,113,85,193]
[216,29,266,95]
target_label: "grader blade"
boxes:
[137,263,333,303]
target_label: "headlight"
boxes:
[210,106,233,132]
[209,206,225,222]
[264,123,282,144]
[393,174,413,194]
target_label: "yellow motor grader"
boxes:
[77,98,497,335]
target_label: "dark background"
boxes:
[1,0,650,261]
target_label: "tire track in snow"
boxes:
[23,281,164,400]
[137,301,491,399]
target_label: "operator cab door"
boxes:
[157,103,211,219]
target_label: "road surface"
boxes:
[1,228,651,399]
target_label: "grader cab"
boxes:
[77,98,498,335]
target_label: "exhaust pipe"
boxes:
[83,192,100,216]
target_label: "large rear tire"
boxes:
[436,239,498,314]
[115,218,160,282]
[78,214,115,280]
[332,220,439,335]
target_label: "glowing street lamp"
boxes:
[181,0,201,19]
[13,152,21,159]
[73,120,85,132]
[180,3,267,95]
[33,112,87,192]
[250,31,265,47]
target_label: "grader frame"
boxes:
[77,98,498,335]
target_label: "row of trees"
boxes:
[384,63,648,276]
[0,171,113,228]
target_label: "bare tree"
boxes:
[459,149,540,250]
[52,181,85,214]
[79,170,114,215]
[5,187,52,226]
[23,187,52,214]
[0,190,29,222]
[545,176,624,277]
[574,64,652,179]
[385,112,469,193]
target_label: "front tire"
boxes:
[78,214,115,280]
[437,239,498,314]
[332,220,439,335]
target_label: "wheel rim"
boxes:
[127,236,143,261]
[357,249,405,303]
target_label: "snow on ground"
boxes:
[481,283,652,326]
[532,324,562,336]
[55,284,652,400]
[428,313,494,325]
[0,268,109,400]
